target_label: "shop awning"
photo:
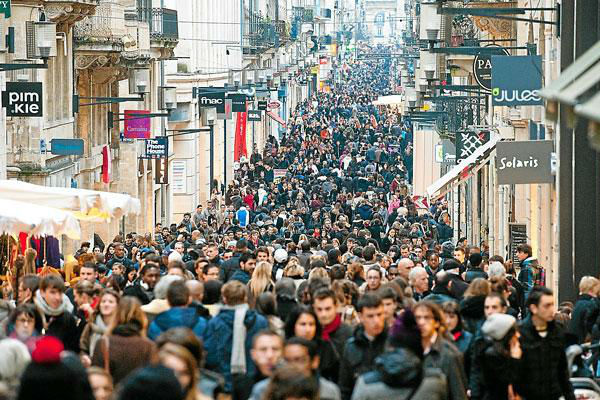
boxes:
[540,40,600,121]
[0,180,141,222]
[427,135,499,201]
[0,199,81,239]
[267,111,287,128]
[373,95,404,105]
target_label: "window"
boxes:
[167,102,190,122]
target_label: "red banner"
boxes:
[102,145,111,183]
[234,107,248,161]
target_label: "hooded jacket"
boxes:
[351,349,447,400]
[147,307,207,340]
[203,307,268,393]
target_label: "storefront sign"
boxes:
[155,158,168,184]
[143,137,168,159]
[50,138,84,156]
[492,55,543,106]
[257,100,268,110]
[496,140,554,184]
[2,82,42,116]
[124,110,151,139]
[0,0,11,18]
[247,110,262,121]
[456,130,489,162]
[267,100,281,110]
[229,93,247,113]
[472,45,509,93]
[197,88,226,113]
[217,99,232,120]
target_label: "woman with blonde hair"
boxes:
[248,261,275,307]
[159,343,210,400]
[283,262,305,287]
[91,296,158,384]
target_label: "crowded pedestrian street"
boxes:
[1,0,600,399]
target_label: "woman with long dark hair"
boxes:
[283,305,339,382]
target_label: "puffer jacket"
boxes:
[147,307,207,341]
[516,316,575,400]
[203,307,268,393]
[338,325,387,400]
[351,348,447,400]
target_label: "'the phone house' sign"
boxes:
[2,82,43,117]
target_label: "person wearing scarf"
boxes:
[34,275,81,353]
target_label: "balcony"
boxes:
[73,1,126,52]
[243,12,290,56]
[44,0,99,24]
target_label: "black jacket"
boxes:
[475,339,522,400]
[464,268,488,283]
[459,296,486,334]
[123,283,153,305]
[338,325,387,400]
[44,311,82,353]
[569,294,599,344]
[219,252,243,282]
[516,316,575,400]
[448,274,469,300]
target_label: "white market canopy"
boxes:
[0,180,141,221]
[373,95,404,106]
[0,199,81,239]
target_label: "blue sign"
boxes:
[491,55,543,106]
[142,137,168,159]
[50,138,84,156]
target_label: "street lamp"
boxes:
[129,68,150,94]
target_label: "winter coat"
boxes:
[465,268,488,283]
[459,296,486,334]
[203,308,268,393]
[229,269,251,285]
[473,338,522,400]
[423,336,468,400]
[220,252,243,282]
[351,349,447,400]
[338,325,388,400]
[91,323,158,384]
[569,294,599,343]
[515,316,575,400]
[123,282,153,305]
[147,307,207,341]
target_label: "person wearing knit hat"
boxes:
[465,253,488,283]
[474,313,523,400]
[17,336,94,400]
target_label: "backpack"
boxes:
[532,261,546,287]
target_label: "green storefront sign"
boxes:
[0,0,11,18]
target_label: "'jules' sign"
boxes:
[491,56,543,106]
[2,82,43,117]
[496,140,554,184]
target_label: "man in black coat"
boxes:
[123,262,161,305]
[516,287,575,400]
[311,289,352,367]
[568,276,600,344]
[219,239,248,282]
[338,293,387,400]
[34,275,81,352]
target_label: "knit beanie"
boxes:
[482,313,517,341]
[469,253,483,268]
[389,310,424,358]
[117,365,184,400]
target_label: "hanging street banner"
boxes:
[472,45,509,93]
[217,99,232,120]
[197,88,226,113]
[229,93,247,113]
[496,140,554,184]
[491,55,543,106]
[143,137,168,159]
[247,110,262,121]
[124,110,151,139]
[155,158,169,184]
[0,0,11,17]
[2,82,43,117]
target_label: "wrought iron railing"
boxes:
[73,1,118,42]
[244,12,290,54]
[150,8,179,41]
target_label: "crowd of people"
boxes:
[0,53,592,400]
